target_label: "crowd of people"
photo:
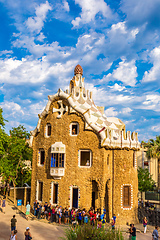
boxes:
[32,200,116,229]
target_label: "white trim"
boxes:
[78,149,92,168]
[69,185,80,209]
[38,149,45,166]
[36,180,43,202]
[45,123,51,138]
[121,184,133,210]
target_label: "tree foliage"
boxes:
[0,111,32,187]
[138,167,155,192]
[143,136,160,159]
[0,108,8,159]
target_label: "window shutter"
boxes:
[123,186,131,207]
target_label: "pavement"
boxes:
[0,200,159,240]
[0,201,65,240]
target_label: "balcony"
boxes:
[50,167,65,177]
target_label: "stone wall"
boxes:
[31,99,139,224]
[8,187,31,206]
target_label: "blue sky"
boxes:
[0,0,160,142]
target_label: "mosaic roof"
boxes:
[29,66,140,149]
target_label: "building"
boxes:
[29,65,140,224]
[137,146,158,187]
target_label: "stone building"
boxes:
[29,65,140,224]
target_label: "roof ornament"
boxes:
[74,64,83,75]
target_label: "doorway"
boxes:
[92,180,98,209]
[38,181,43,201]
[92,192,95,209]
[72,188,78,208]
[105,183,109,221]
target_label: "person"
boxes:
[9,230,17,240]
[33,200,38,217]
[129,224,132,240]
[101,217,106,228]
[2,197,6,213]
[11,215,17,232]
[103,207,106,217]
[37,202,42,220]
[111,218,115,230]
[152,226,160,240]
[141,199,144,207]
[84,213,89,224]
[131,224,136,240]
[58,206,62,224]
[143,216,147,234]
[26,202,30,221]
[86,160,90,166]
[24,227,32,240]
[64,208,69,224]
[97,215,102,229]
[72,128,76,135]
[77,210,82,225]
[145,200,150,209]
[113,213,116,223]
[51,206,55,222]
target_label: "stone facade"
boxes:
[30,65,139,224]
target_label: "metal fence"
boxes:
[145,191,160,201]
[138,207,160,226]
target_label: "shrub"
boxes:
[62,224,125,240]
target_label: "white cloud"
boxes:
[108,21,139,41]
[108,83,126,92]
[105,59,137,86]
[142,46,160,82]
[151,125,160,132]
[25,1,52,34]
[36,32,46,42]
[120,107,132,115]
[63,0,70,12]
[29,102,46,116]
[105,107,118,117]
[141,94,160,111]
[72,0,113,27]
[0,57,77,85]
[1,101,24,117]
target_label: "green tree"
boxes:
[144,136,160,188]
[138,167,155,199]
[1,125,32,203]
[0,108,8,160]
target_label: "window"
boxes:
[51,153,64,168]
[107,154,109,165]
[46,123,51,137]
[123,186,131,208]
[70,122,79,136]
[51,183,58,204]
[79,150,92,167]
[39,149,45,165]
[37,181,43,201]
[133,151,135,167]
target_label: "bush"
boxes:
[62,224,125,240]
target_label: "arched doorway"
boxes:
[92,180,98,209]
[105,183,109,221]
